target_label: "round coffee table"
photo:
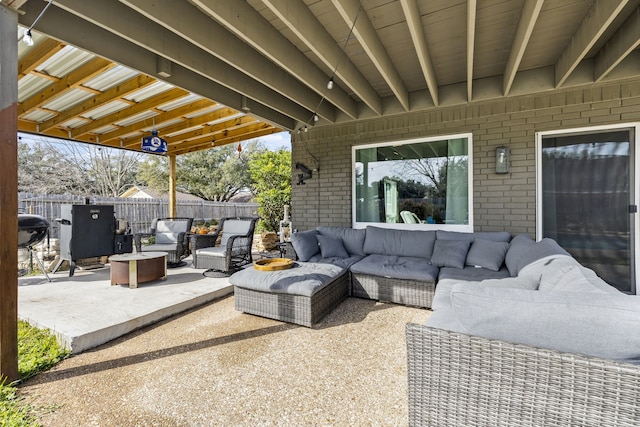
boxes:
[109,252,168,288]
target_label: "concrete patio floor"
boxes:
[18,257,233,353]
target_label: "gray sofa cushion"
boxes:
[350,254,438,282]
[438,266,511,282]
[429,277,539,329]
[436,230,512,243]
[316,226,366,256]
[363,226,436,259]
[442,285,640,364]
[229,262,346,297]
[504,234,536,276]
[537,256,620,294]
[307,254,364,269]
[290,230,320,262]
[316,235,349,258]
[511,238,570,276]
[466,239,509,271]
[430,239,471,268]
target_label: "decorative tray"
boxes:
[254,258,294,271]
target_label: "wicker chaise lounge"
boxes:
[406,324,640,426]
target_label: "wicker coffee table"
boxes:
[109,251,168,289]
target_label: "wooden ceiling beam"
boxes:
[165,116,257,145]
[98,98,215,143]
[260,0,381,116]
[18,57,113,116]
[174,127,281,156]
[70,87,189,138]
[333,0,410,111]
[122,0,340,122]
[18,38,65,78]
[400,0,438,106]
[467,0,477,102]
[555,0,630,87]
[39,74,156,131]
[594,6,640,82]
[503,0,545,96]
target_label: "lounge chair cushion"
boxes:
[465,239,509,271]
[141,243,180,253]
[155,220,188,244]
[363,226,436,259]
[441,284,640,363]
[316,235,349,259]
[350,254,438,282]
[430,239,471,268]
[290,230,320,261]
[195,247,226,258]
[316,226,366,256]
[229,262,346,297]
[220,219,251,247]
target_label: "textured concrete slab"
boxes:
[18,260,232,353]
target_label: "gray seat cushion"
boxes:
[433,284,640,364]
[350,254,438,282]
[438,266,510,282]
[229,262,346,297]
[307,254,364,269]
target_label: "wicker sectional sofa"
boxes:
[283,225,514,309]
[408,234,640,426]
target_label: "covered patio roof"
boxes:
[9,0,640,155]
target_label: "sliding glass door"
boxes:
[538,126,637,294]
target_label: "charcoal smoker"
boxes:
[52,204,132,277]
[18,214,51,281]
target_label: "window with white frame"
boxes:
[353,134,473,230]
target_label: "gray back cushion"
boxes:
[431,239,471,268]
[537,256,620,294]
[448,285,640,364]
[504,234,535,276]
[220,219,252,247]
[437,230,512,243]
[466,239,509,271]
[363,226,436,259]
[316,226,366,256]
[155,220,189,244]
[290,229,320,261]
[316,235,349,258]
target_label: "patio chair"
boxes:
[190,216,258,276]
[134,217,193,267]
[400,210,423,224]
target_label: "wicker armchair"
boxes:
[406,323,640,426]
[190,216,258,274]
[134,217,193,267]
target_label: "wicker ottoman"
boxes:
[229,262,349,327]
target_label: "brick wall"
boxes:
[291,80,640,234]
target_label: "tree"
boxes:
[249,149,291,232]
[136,155,169,193]
[177,143,263,201]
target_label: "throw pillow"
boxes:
[290,230,320,261]
[466,239,509,271]
[316,235,349,258]
[430,239,471,268]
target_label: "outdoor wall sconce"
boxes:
[295,163,313,185]
[496,146,509,174]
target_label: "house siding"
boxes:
[291,80,640,234]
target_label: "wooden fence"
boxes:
[18,193,258,238]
